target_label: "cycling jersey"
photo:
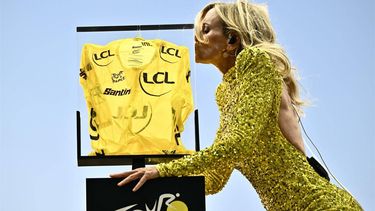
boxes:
[79,38,194,155]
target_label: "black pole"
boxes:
[77,23,194,32]
[76,111,81,165]
[194,109,200,152]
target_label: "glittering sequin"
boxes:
[156,47,362,210]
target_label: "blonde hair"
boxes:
[195,0,305,114]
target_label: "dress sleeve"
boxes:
[156,47,282,194]
[199,166,234,195]
[196,121,234,195]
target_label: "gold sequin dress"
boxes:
[156,47,362,210]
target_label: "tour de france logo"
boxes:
[115,193,188,211]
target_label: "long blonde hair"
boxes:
[195,0,305,114]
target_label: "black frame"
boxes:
[76,23,199,169]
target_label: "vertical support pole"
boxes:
[194,109,200,152]
[77,111,82,165]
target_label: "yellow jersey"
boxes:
[79,38,194,155]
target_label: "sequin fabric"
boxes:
[156,47,362,210]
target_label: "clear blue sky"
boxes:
[0,0,374,210]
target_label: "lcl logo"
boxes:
[143,72,175,84]
[92,49,115,66]
[139,71,175,97]
[160,46,182,63]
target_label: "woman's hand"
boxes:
[110,166,160,192]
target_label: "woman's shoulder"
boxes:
[236,46,273,67]
[234,46,274,76]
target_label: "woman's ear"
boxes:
[228,34,237,44]
[226,32,240,51]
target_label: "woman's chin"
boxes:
[194,55,208,64]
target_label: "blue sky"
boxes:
[0,0,374,210]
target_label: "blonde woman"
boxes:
[111,1,362,210]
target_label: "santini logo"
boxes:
[115,193,188,211]
[103,88,131,96]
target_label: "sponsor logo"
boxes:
[131,41,151,54]
[143,72,174,84]
[79,68,87,80]
[139,71,175,97]
[160,46,181,63]
[132,46,142,54]
[186,70,191,83]
[161,46,181,58]
[115,193,188,211]
[92,49,115,66]
[112,71,125,83]
[89,108,99,141]
[113,104,152,134]
[162,149,177,154]
[103,88,131,96]
[141,41,152,47]
[79,63,92,80]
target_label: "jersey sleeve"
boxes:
[79,45,88,91]
[156,47,283,195]
[79,45,93,111]
[174,47,194,132]
[79,45,95,106]
[79,45,100,152]
[181,47,194,123]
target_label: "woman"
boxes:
[111,1,362,210]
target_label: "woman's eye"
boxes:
[203,26,210,34]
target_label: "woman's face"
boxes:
[195,8,228,64]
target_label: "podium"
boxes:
[77,109,206,210]
[86,176,205,211]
